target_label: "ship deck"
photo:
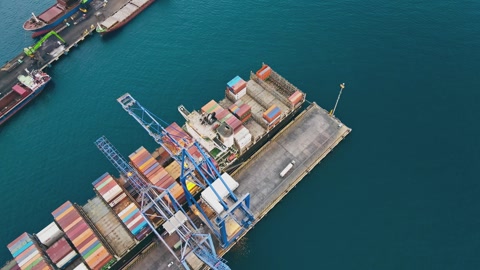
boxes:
[82,197,136,257]
[125,102,351,270]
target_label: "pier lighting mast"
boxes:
[117,93,255,248]
[95,136,230,270]
[330,83,345,116]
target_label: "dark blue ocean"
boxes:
[1,0,480,269]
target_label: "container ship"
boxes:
[0,70,51,126]
[1,64,351,270]
[95,0,155,35]
[23,0,91,38]
[177,64,305,172]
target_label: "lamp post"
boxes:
[330,83,345,117]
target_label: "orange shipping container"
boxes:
[256,65,272,80]
[72,230,92,247]
[201,100,218,114]
[138,158,156,171]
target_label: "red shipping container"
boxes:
[52,201,73,218]
[12,85,29,98]
[230,80,247,94]
[236,104,251,118]
[46,238,72,264]
[256,65,272,80]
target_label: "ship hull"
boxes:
[97,0,155,35]
[0,82,50,126]
[24,0,92,38]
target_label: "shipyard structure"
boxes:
[1,64,351,270]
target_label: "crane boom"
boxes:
[117,93,255,248]
[24,31,66,57]
[95,136,230,270]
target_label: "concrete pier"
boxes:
[126,102,351,270]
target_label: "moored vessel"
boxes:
[96,0,155,35]
[23,0,91,38]
[0,70,51,126]
[178,64,306,172]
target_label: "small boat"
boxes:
[0,70,51,126]
[23,0,92,38]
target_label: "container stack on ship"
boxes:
[52,201,116,269]
[7,233,53,270]
[178,64,305,172]
[92,173,151,242]
[1,64,351,270]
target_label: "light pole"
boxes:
[330,83,345,116]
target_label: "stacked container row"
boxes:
[45,237,78,269]
[129,147,175,190]
[288,91,304,107]
[130,148,190,205]
[226,76,247,94]
[233,126,252,151]
[92,173,150,241]
[52,201,114,270]
[7,233,52,270]
[256,64,272,80]
[263,105,282,124]
[228,103,252,123]
[201,100,223,116]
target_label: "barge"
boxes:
[96,0,155,35]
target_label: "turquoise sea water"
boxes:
[1,0,480,269]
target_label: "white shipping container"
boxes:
[126,215,143,230]
[280,161,296,178]
[201,173,239,214]
[233,126,249,140]
[117,203,135,218]
[236,133,252,150]
[37,222,62,247]
[73,262,89,270]
[227,86,247,101]
[56,250,77,268]
[163,211,187,235]
[109,192,127,207]
[102,185,123,202]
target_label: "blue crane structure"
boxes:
[116,93,255,248]
[95,136,230,270]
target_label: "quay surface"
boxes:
[126,102,351,270]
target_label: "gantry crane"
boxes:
[117,93,255,248]
[95,136,230,270]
